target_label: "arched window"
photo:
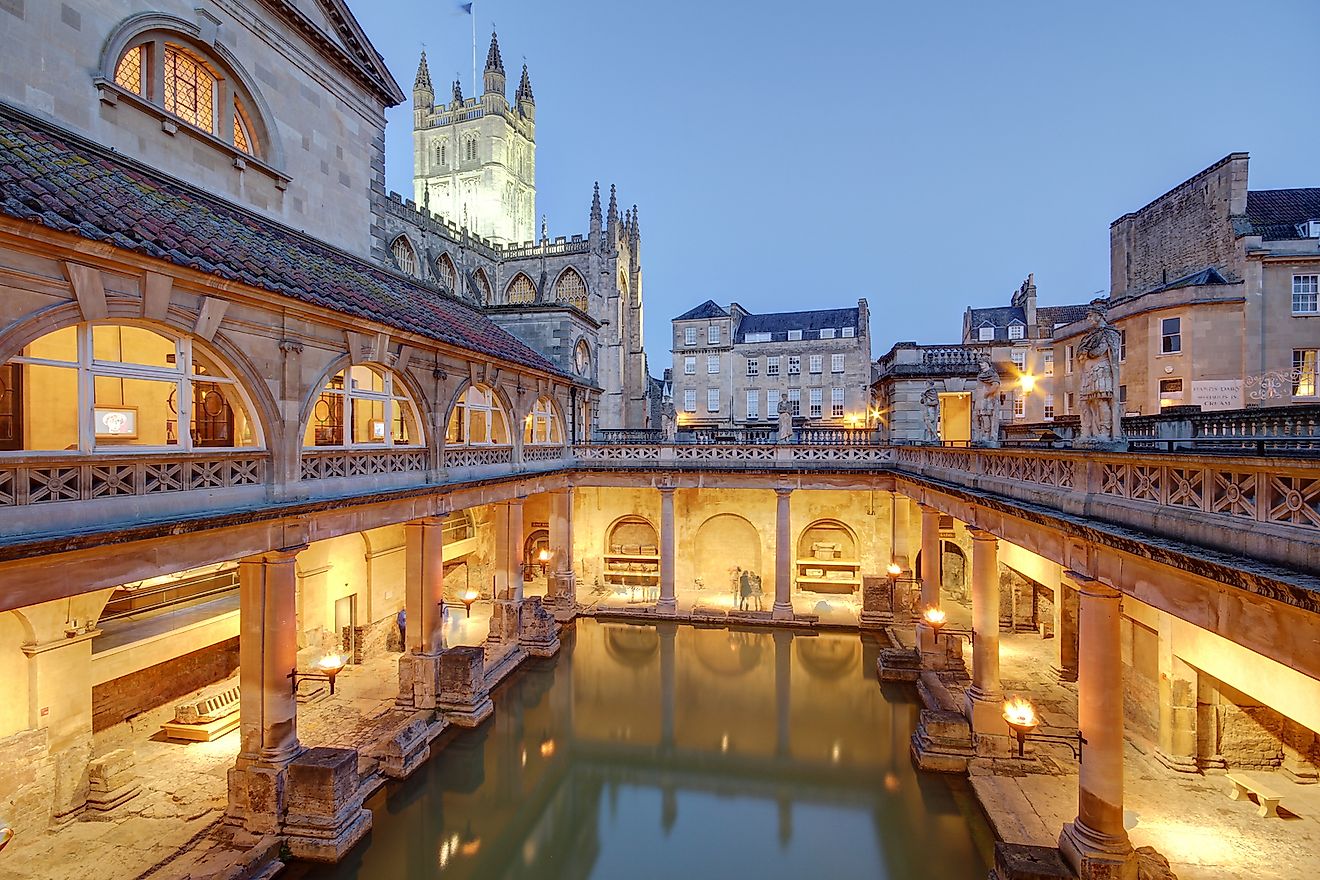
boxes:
[436,253,457,291]
[304,364,421,448]
[111,38,262,158]
[472,268,493,304]
[523,396,563,446]
[391,236,418,277]
[506,273,536,305]
[554,268,588,310]
[445,384,509,446]
[0,323,261,452]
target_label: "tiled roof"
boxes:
[736,307,859,343]
[968,302,1090,340]
[674,300,729,320]
[1246,188,1320,240]
[0,104,562,376]
[1037,304,1091,327]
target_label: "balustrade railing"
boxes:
[300,448,427,481]
[1004,405,1320,454]
[573,443,895,469]
[444,446,513,468]
[0,450,267,507]
[523,445,568,463]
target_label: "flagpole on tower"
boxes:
[470,1,477,99]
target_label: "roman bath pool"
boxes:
[294,620,993,879]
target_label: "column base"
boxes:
[227,758,291,835]
[1153,749,1200,774]
[964,687,1005,734]
[1054,665,1079,683]
[655,598,678,616]
[771,602,794,621]
[1059,819,1137,880]
[518,596,562,657]
[910,709,974,773]
[487,599,522,644]
[436,646,495,728]
[377,716,436,780]
[284,747,371,863]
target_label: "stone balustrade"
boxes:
[0,450,267,507]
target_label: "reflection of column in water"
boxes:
[661,783,677,835]
[777,793,792,849]
[659,622,676,750]
[773,630,791,758]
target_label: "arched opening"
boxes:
[435,252,457,292]
[505,273,536,305]
[603,515,659,598]
[445,383,510,446]
[472,268,493,304]
[524,528,550,574]
[694,514,762,608]
[523,396,563,446]
[796,519,860,594]
[391,235,418,277]
[554,267,588,310]
[0,322,262,452]
[303,363,422,448]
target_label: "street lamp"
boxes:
[289,653,349,696]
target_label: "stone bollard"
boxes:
[518,597,561,657]
[86,748,141,811]
[858,576,893,629]
[377,716,432,780]
[396,652,443,710]
[487,599,522,645]
[437,646,493,727]
[283,747,371,863]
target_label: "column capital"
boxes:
[241,545,306,565]
[918,502,941,516]
[775,486,794,497]
[966,527,998,543]
[657,484,677,497]
[1064,571,1122,600]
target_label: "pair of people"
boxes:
[735,566,764,611]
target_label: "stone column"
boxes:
[398,518,446,709]
[774,630,792,756]
[494,498,524,601]
[773,487,794,621]
[916,503,942,656]
[1060,575,1137,880]
[964,528,1003,740]
[1057,580,1080,682]
[547,488,577,615]
[656,486,677,615]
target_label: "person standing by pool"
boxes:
[739,569,753,611]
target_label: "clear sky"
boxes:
[351,0,1320,362]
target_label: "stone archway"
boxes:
[693,513,763,605]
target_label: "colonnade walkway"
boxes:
[912,599,1320,880]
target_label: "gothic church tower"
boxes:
[413,32,536,245]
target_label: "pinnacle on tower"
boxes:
[606,184,619,239]
[631,205,640,239]
[516,63,535,104]
[590,182,602,224]
[452,78,463,104]
[485,31,505,74]
[414,50,432,93]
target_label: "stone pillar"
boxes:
[774,630,792,756]
[1057,580,1080,682]
[1060,575,1137,880]
[656,486,677,615]
[964,528,1003,741]
[494,498,525,601]
[230,547,303,833]
[398,518,446,709]
[916,503,942,656]
[547,488,577,616]
[773,487,794,621]
[1155,613,1197,773]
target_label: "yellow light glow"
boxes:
[539,737,556,758]
[1020,374,1036,393]
[886,562,902,577]
[316,653,348,673]
[463,590,478,601]
[922,607,946,627]
[1002,695,1039,731]
[537,548,551,563]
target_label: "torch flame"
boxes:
[886,562,902,577]
[1003,695,1038,728]
[922,607,947,626]
[316,653,347,673]
[463,590,479,602]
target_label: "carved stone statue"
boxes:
[776,397,794,442]
[919,383,940,443]
[972,359,1002,447]
[660,399,677,441]
[1075,304,1125,447]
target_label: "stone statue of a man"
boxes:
[777,396,794,442]
[920,383,940,443]
[973,359,1001,446]
[1075,303,1125,447]
[660,398,677,441]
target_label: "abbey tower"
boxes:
[412,32,536,246]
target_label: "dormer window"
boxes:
[1007,322,1025,340]
[787,329,802,341]
[978,325,995,341]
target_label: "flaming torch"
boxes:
[1003,695,1040,757]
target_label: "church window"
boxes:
[391,236,418,277]
[436,253,457,291]
[306,364,421,448]
[506,273,536,305]
[233,103,254,153]
[472,268,493,303]
[554,268,588,310]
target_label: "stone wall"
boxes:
[347,616,398,664]
[91,637,239,733]
[0,727,56,836]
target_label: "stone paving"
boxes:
[0,604,496,880]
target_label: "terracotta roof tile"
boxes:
[0,104,563,377]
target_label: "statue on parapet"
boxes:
[920,382,940,444]
[777,397,794,442]
[972,359,1001,447]
[1075,301,1126,448]
[660,398,677,442]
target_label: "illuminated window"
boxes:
[436,253,457,291]
[305,364,421,447]
[554,268,588,310]
[445,384,510,446]
[524,396,564,446]
[163,47,216,133]
[114,45,143,94]
[683,389,696,412]
[1294,275,1319,315]
[2,323,260,452]
[1294,349,1318,397]
[506,273,536,304]
[391,236,418,276]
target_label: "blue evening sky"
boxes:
[351,0,1320,362]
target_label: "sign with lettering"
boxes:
[1191,380,1243,411]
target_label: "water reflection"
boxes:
[296,620,991,880]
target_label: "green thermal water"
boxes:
[294,619,993,880]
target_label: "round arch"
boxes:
[443,380,514,447]
[523,394,565,446]
[571,336,594,382]
[298,356,428,449]
[99,13,285,169]
[796,519,859,561]
[693,513,762,593]
[603,515,658,555]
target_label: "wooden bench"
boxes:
[1226,772,1285,818]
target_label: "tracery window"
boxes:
[523,396,563,446]
[472,268,493,303]
[506,273,536,305]
[112,39,259,157]
[445,384,510,446]
[1,323,260,452]
[436,253,457,291]
[304,365,421,448]
[391,236,418,276]
[554,268,588,310]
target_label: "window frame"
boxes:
[684,327,697,346]
[1160,316,1182,354]
[707,355,720,375]
[787,388,801,416]
[808,387,823,418]
[767,356,781,377]
[746,389,760,420]
[444,383,510,448]
[683,388,697,412]
[309,363,423,449]
[1293,349,1318,397]
[1292,275,1319,315]
[808,354,823,374]
[523,396,564,446]
[978,325,995,342]
[830,353,845,373]
[1007,322,1025,341]
[787,356,801,375]
[746,357,759,377]
[830,387,844,419]
[707,324,721,345]
[706,388,720,413]
[683,356,696,376]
